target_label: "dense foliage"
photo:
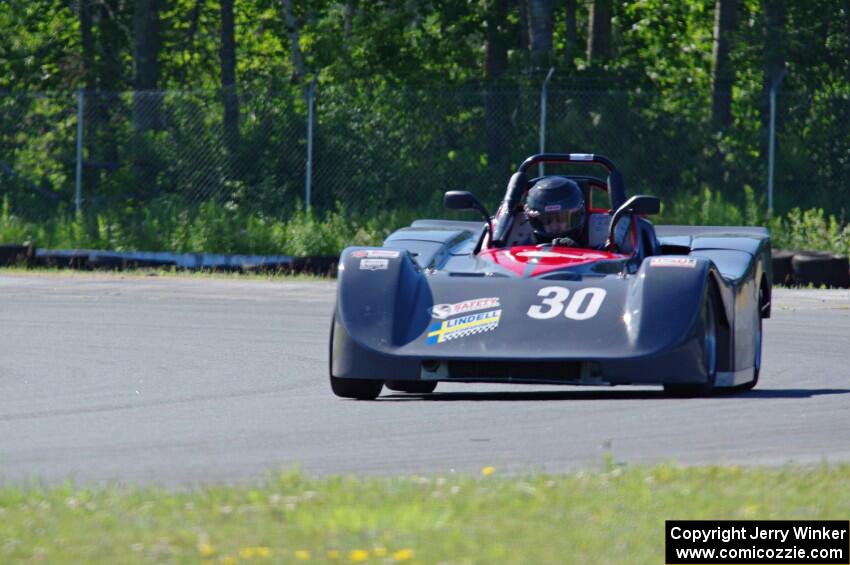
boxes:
[0,1,847,252]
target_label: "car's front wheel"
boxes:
[329,315,383,400]
[330,375,383,400]
[664,288,718,397]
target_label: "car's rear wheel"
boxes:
[664,288,718,397]
[329,315,383,400]
[385,381,438,394]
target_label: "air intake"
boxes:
[446,360,581,381]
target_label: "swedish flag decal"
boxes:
[426,309,502,345]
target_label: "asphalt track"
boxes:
[0,273,848,485]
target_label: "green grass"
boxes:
[0,265,331,281]
[2,189,849,258]
[2,464,848,563]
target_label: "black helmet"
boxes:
[524,176,585,241]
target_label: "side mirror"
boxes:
[444,190,487,214]
[619,195,661,216]
[444,190,493,235]
[607,195,661,251]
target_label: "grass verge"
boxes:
[2,189,849,258]
[0,265,331,282]
[2,464,847,564]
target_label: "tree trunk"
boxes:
[99,0,125,92]
[79,0,96,191]
[845,1,850,97]
[132,0,160,133]
[80,0,95,89]
[95,0,125,168]
[761,0,784,130]
[586,0,612,64]
[565,0,577,67]
[710,0,738,130]
[281,0,306,83]
[527,0,553,70]
[220,0,239,155]
[517,0,530,72]
[483,0,511,162]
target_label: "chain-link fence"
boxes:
[0,84,847,222]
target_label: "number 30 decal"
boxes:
[527,286,607,320]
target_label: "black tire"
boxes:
[328,316,383,400]
[664,288,718,397]
[771,250,794,285]
[791,252,850,288]
[385,381,438,394]
[330,375,384,399]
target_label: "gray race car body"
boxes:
[330,154,771,398]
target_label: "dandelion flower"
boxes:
[240,546,257,559]
[393,548,414,561]
[481,466,495,476]
[349,549,369,561]
[196,543,216,557]
[294,549,311,560]
[255,547,271,557]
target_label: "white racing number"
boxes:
[526,286,607,321]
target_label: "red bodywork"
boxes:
[478,245,625,277]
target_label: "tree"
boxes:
[761,0,784,129]
[565,0,578,67]
[281,0,306,83]
[132,0,160,133]
[710,0,739,130]
[516,0,530,71]
[483,0,511,162]
[587,0,612,64]
[80,0,95,90]
[219,0,238,154]
[527,0,553,70]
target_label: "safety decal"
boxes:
[352,249,400,259]
[649,257,697,268]
[426,309,501,345]
[429,297,501,320]
[359,258,389,271]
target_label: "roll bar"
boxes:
[489,153,627,247]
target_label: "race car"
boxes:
[330,153,771,399]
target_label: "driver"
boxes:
[523,176,586,247]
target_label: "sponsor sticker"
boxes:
[544,204,562,212]
[359,258,389,271]
[426,309,501,345]
[352,249,400,259]
[429,297,501,320]
[650,257,697,268]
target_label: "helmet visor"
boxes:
[536,204,584,238]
